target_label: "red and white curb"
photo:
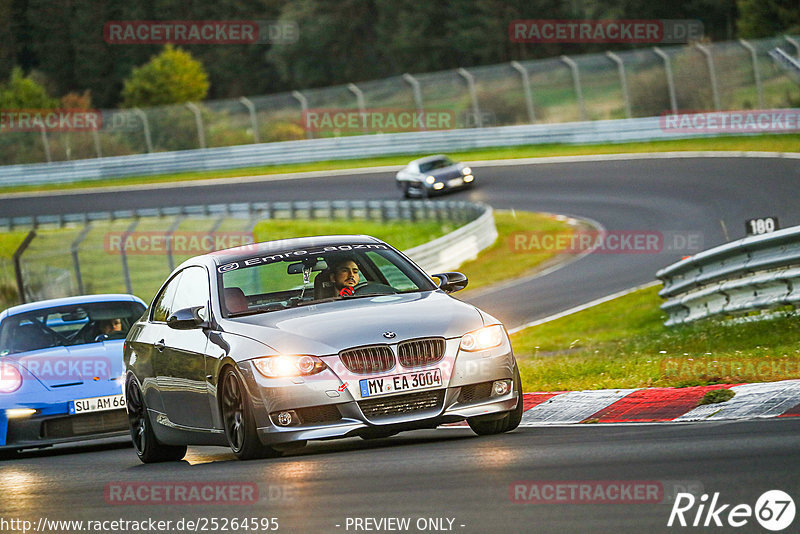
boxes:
[518,379,800,425]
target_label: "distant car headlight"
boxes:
[425,175,436,184]
[253,355,327,378]
[460,325,506,352]
[0,362,22,393]
[461,166,471,175]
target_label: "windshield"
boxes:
[0,301,145,355]
[218,244,436,317]
[418,157,454,173]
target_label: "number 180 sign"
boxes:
[746,217,779,236]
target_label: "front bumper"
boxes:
[0,404,128,451]
[243,340,517,445]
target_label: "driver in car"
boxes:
[329,258,360,296]
[98,318,122,335]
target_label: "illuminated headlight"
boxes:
[463,175,474,183]
[425,175,436,184]
[253,355,326,378]
[459,325,506,352]
[461,166,471,175]
[6,408,36,418]
[433,183,444,190]
[0,363,22,393]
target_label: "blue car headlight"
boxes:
[0,363,22,394]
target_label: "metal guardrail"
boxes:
[0,115,759,187]
[656,225,800,326]
[2,200,496,305]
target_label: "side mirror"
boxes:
[432,272,468,294]
[167,306,207,330]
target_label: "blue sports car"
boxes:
[0,294,146,453]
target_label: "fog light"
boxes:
[276,411,293,426]
[463,174,474,183]
[433,182,444,190]
[492,380,512,397]
[6,408,36,418]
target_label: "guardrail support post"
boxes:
[560,55,587,121]
[165,216,185,272]
[605,51,632,119]
[71,224,93,294]
[120,219,139,294]
[291,90,312,139]
[12,230,36,304]
[347,83,367,132]
[695,44,721,111]
[510,61,536,123]
[402,73,424,112]
[91,128,103,158]
[457,68,482,128]
[186,102,207,149]
[238,97,260,144]
[39,124,52,163]
[133,108,153,153]
[739,39,764,109]
[654,47,678,114]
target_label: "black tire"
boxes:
[125,377,187,463]
[467,368,524,436]
[221,368,281,460]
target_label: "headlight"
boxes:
[461,166,471,175]
[253,355,327,378]
[460,325,506,352]
[425,175,436,184]
[0,363,22,393]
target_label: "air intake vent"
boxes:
[359,390,444,419]
[339,345,395,374]
[398,338,446,368]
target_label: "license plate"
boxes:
[359,368,442,398]
[447,177,464,187]
[69,394,125,414]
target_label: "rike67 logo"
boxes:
[668,490,795,531]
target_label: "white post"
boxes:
[510,61,536,123]
[238,96,260,144]
[457,68,482,128]
[654,47,678,114]
[738,39,764,109]
[133,108,153,153]
[560,55,586,121]
[695,44,721,111]
[185,102,206,148]
[606,51,631,119]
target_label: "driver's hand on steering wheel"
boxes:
[339,286,355,297]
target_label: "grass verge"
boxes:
[512,285,800,391]
[2,134,799,195]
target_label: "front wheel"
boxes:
[221,368,281,460]
[126,377,186,463]
[467,368,523,436]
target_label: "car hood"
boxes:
[5,341,124,389]
[221,291,484,356]
[427,164,464,180]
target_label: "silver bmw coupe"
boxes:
[124,235,522,462]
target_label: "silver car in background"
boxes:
[124,235,521,462]
[395,155,475,198]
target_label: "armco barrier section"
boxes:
[656,225,800,326]
[0,114,789,188]
[1,200,496,304]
